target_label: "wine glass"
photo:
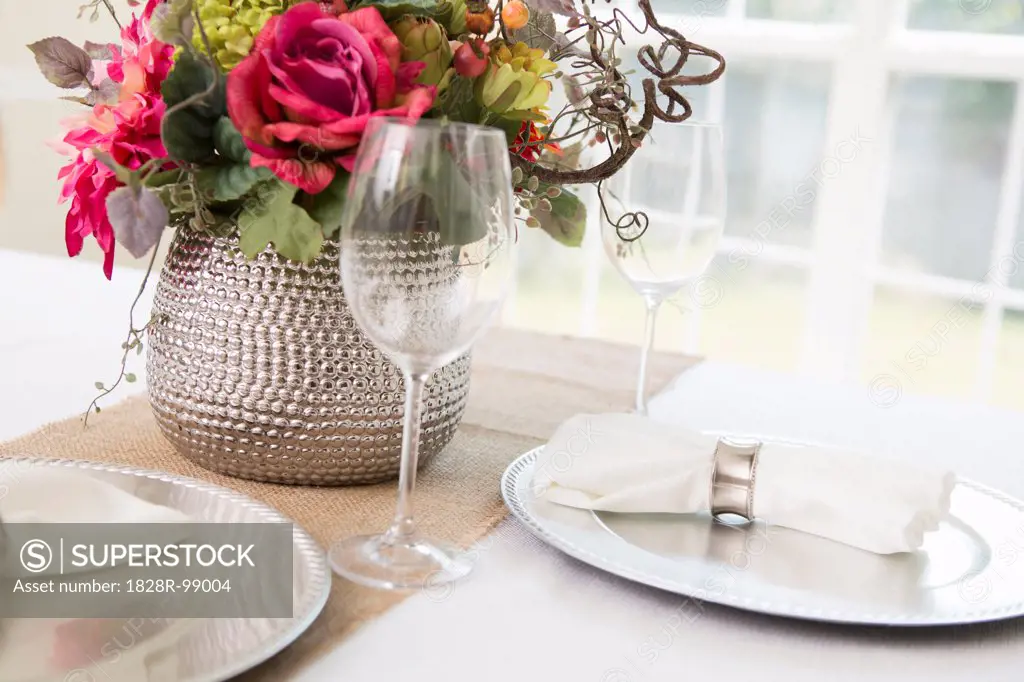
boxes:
[602,121,726,415]
[329,118,516,590]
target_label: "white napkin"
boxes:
[1,468,191,578]
[0,468,190,525]
[534,413,956,554]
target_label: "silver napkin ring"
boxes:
[710,438,762,521]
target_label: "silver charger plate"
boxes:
[502,446,1024,626]
[0,457,330,682]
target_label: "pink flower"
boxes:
[108,93,168,169]
[59,153,120,279]
[54,2,172,279]
[142,0,163,20]
[105,4,175,97]
[227,3,436,194]
[58,93,168,279]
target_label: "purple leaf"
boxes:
[59,80,119,107]
[27,37,94,89]
[107,186,169,258]
[94,79,120,104]
[512,9,558,50]
[530,0,578,16]
[83,40,115,60]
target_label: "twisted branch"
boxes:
[515,0,726,186]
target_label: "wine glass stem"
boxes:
[636,299,661,416]
[388,370,428,542]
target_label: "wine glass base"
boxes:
[328,533,473,591]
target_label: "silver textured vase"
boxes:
[146,228,471,485]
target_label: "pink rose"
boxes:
[227,3,436,194]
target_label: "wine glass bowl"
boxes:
[606,216,722,301]
[601,121,726,414]
[340,231,485,372]
[329,118,515,590]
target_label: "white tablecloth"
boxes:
[3,250,1024,681]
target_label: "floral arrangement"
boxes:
[31,0,725,280]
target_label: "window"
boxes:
[508,0,1024,409]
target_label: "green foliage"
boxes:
[425,152,489,246]
[530,185,586,247]
[495,108,548,122]
[490,116,524,146]
[361,0,442,19]
[238,181,324,263]
[162,111,217,163]
[435,75,485,124]
[212,117,249,163]
[355,0,467,34]
[193,118,273,202]
[196,165,273,202]
[160,51,226,163]
[302,174,351,238]
[149,170,196,216]
[162,51,225,112]
[144,162,177,183]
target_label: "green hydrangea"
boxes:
[193,0,287,70]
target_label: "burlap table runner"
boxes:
[0,328,698,679]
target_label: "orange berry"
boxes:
[502,0,530,30]
[466,6,496,35]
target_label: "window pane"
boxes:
[618,55,830,248]
[649,0,729,16]
[1011,189,1024,290]
[592,255,809,372]
[746,0,850,22]
[880,76,1014,281]
[723,60,831,248]
[908,0,1024,34]
[592,263,692,353]
[697,257,809,370]
[861,287,984,402]
[508,230,587,337]
[992,309,1024,410]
